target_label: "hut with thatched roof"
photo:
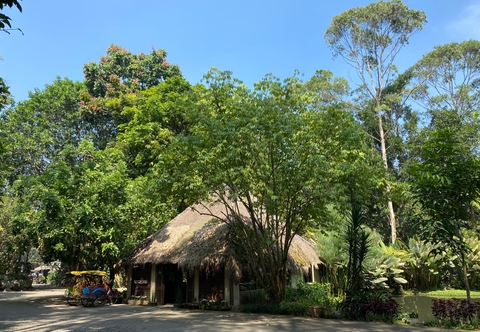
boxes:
[120,199,322,306]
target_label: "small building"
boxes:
[120,199,322,306]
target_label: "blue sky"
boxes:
[1,0,479,102]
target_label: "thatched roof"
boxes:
[121,199,322,279]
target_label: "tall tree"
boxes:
[152,69,377,303]
[117,76,192,178]
[325,0,427,243]
[0,78,84,184]
[12,141,131,273]
[80,45,182,149]
[411,39,480,113]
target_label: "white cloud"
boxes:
[447,3,480,40]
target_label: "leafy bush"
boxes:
[279,300,311,316]
[46,269,64,285]
[341,291,399,323]
[241,289,270,304]
[286,282,331,306]
[432,298,480,323]
[240,282,338,316]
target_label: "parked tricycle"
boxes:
[64,270,117,307]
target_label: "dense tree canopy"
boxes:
[409,110,480,301]
[80,45,183,149]
[148,69,378,302]
[2,1,480,312]
[411,40,480,113]
[0,78,84,184]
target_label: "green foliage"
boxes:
[344,204,370,296]
[0,78,85,184]
[303,69,350,107]
[325,0,427,243]
[341,290,399,323]
[404,237,444,291]
[151,69,373,303]
[286,282,331,306]
[46,269,64,285]
[364,233,408,295]
[0,0,22,33]
[279,300,312,316]
[317,216,409,296]
[117,76,193,177]
[411,40,480,112]
[11,141,131,272]
[0,76,10,110]
[409,113,480,299]
[84,45,181,98]
[316,228,348,296]
[81,45,182,149]
[240,283,338,317]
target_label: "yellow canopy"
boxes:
[67,270,107,277]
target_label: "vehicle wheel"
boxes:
[108,289,118,304]
[67,294,80,306]
[81,297,91,307]
[93,294,107,307]
[110,295,119,304]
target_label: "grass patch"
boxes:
[403,290,480,299]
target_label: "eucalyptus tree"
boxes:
[411,39,480,113]
[303,69,350,107]
[152,69,377,303]
[325,0,427,243]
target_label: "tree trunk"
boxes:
[460,249,471,303]
[377,107,397,243]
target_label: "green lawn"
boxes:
[405,289,480,298]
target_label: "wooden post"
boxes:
[194,268,200,303]
[233,281,240,307]
[224,268,230,304]
[150,264,156,303]
[126,265,132,299]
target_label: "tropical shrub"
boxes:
[316,229,348,296]
[285,281,331,306]
[364,229,408,295]
[464,234,480,290]
[341,291,399,323]
[240,282,338,316]
[432,298,480,324]
[46,269,64,285]
[404,237,444,291]
[279,300,312,316]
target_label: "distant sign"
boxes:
[134,279,148,284]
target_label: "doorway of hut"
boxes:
[162,264,186,304]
